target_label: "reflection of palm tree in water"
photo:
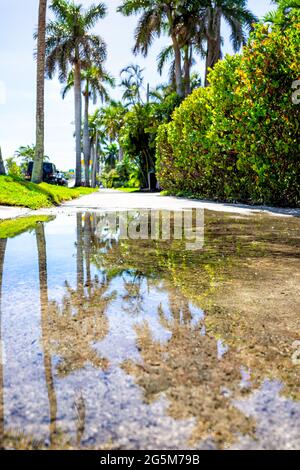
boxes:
[0,228,59,449]
[122,273,146,316]
[44,213,110,376]
[73,392,86,447]
[123,294,255,448]
[36,216,111,446]
[46,277,110,376]
[165,285,192,325]
[76,213,84,294]
[35,222,58,447]
[0,238,7,447]
[84,214,92,288]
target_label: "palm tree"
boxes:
[63,66,114,186]
[15,144,50,162]
[101,101,127,161]
[32,0,48,184]
[103,142,119,170]
[157,42,200,97]
[265,0,300,24]
[15,144,49,175]
[118,1,187,97]
[157,45,176,90]
[45,0,107,186]
[88,109,106,187]
[101,101,126,141]
[0,147,6,176]
[198,0,257,86]
[15,144,36,162]
[120,64,145,106]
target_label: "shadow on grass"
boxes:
[0,176,96,209]
[11,176,62,205]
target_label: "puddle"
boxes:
[0,210,299,449]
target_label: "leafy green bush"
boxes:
[101,169,121,188]
[6,157,23,178]
[156,8,300,206]
[101,156,141,189]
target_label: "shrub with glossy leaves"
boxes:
[156,8,300,206]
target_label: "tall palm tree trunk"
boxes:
[205,8,222,87]
[35,223,57,446]
[172,35,183,97]
[83,87,91,187]
[183,45,192,97]
[0,239,7,447]
[74,61,82,187]
[32,0,48,184]
[0,147,6,175]
[118,146,124,162]
[91,135,98,188]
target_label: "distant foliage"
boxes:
[119,92,181,187]
[6,157,22,178]
[156,8,300,206]
[101,156,141,189]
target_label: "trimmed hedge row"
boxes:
[156,11,300,207]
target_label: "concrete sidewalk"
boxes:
[58,189,300,218]
[0,206,32,220]
[1,189,300,220]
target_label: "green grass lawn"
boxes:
[0,176,96,210]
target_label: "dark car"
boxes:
[25,162,68,186]
[54,172,68,187]
[26,162,57,183]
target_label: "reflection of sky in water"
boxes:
[1,213,299,449]
[231,381,300,450]
[217,339,229,359]
[98,274,205,365]
[0,215,203,447]
[54,366,196,449]
[2,231,50,437]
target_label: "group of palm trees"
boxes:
[32,0,110,187]
[119,1,257,93]
[31,0,257,188]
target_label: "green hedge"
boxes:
[156,10,300,207]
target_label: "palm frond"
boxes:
[83,3,107,30]
[62,71,74,99]
[157,45,174,76]
[133,9,161,56]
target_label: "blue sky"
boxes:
[0,0,274,171]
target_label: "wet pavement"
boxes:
[0,209,299,449]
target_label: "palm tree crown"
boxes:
[45,0,107,82]
[62,66,115,104]
[118,1,190,97]
[120,64,145,106]
[119,1,257,92]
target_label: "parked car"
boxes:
[54,172,68,187]
[25,162,68,186]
